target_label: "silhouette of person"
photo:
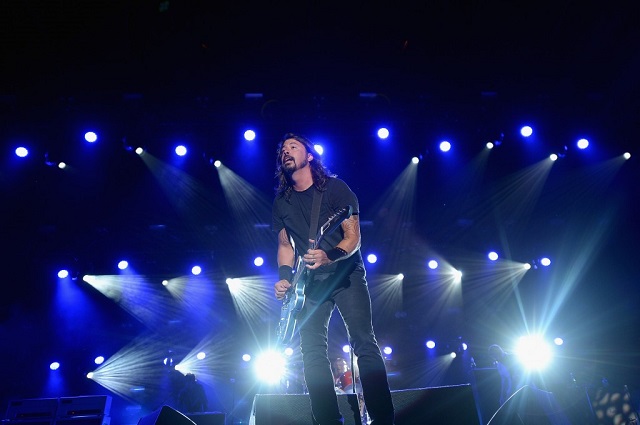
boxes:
[178,373,208,413]
[488,344,518,405]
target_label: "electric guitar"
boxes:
[276,205,353,346]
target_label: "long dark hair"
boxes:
[275,132,334,199]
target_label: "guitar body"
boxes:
[275,205,353,347]
[276,255,308,346]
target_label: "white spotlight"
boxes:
[523,263,532,270]
[450,352,457,359]
[214,160,222,167]
[553,337,564,346]
[135,147,145,155]
[117,260,129,270]
[342,345,351,354]
[57,269,69,279]
[623,152,631,160]
[94,356,105,365]
[242,354,251,362]
[366,254,378,264]
[540,257,551,267]
[427,260,438,270]
[197,352,206,360]
[486,142,494,149]
[58,162,67,169]
[397,273,404,280]
[50,362,60,371]
[244,130,256,141]
[191,265,202,275]
[577,138,589,149]
[439,141,451,152]
[254,256,264,267]
[255,351,286,384]
[515,335,552,371]
[85,132,98,143]
[411,157,419,164]
[377,128,390,139]
[426,340,436,349]
[15,147,29,157]
[313,144,324,155]
[175,145,187,156]
[549,153,558,161]
[488,251,499,261]
[520,126,533,137]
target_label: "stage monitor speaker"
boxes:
[185,412,225,425]
[137,406,196,425]
[57,396,112,419]
[391,384,481,425]
[5,397,58,424]
[486,385,572,425]
[250,393,362,425]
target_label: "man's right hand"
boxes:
[275,279,291,300]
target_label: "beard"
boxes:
[283,157,308,174]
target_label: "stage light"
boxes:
[85,132,98,143]
[117,260,128,270]
[284,347,294,356]
[226,278,241,295]
[550,153,558,161]
[244,130,256,141]
[50,362,60,371]
[366,254,377,264]
[486,142,494,149]
[577,138,589,149]
[515,335,552,371]
[94,356,105,365]
[253,256,264,267]
[135,147,145,155]
[453,269,462,281]
[58,269,69,279]
[15,147,29,158]
[450,352,457,359]
[214,160,222,167]
[553,337,564,346]
[254,351,286,384]
[540,257,551,267]
[196,352,206,360]
[162,280,169,286]
[242,354,251,362]
[439,141,451,152]
[175,145,187,156]
[44,153,66,169]
[397,273,404,280]
[411,157,419,164]
[520,126,533,137]
[524,263,532,270]
[377,128,390,139]
[313,144,324,155]
[191,265,202,275]
[488,251,499,261]
[461,342,468,351]
[342,345,351,354]
[624,152,631,160]
[427,260,438,270]
[383,346,393,355]
[86,372,94,379]
[426,340,436,349]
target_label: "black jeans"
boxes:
[298,264,395,425]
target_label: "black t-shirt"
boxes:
[272,177,363,276]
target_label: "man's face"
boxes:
[280,138,312,173]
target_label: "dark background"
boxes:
[1,1,639,424]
